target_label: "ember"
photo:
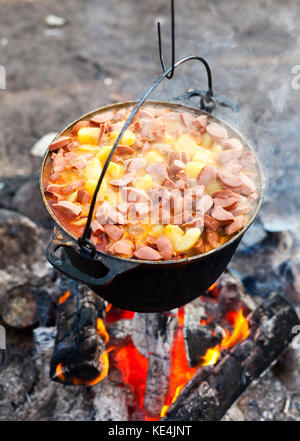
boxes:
[106,284,251,420]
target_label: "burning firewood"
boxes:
[162,292,300,421]
[50,282,109,385]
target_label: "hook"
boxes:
[157,0,175,79]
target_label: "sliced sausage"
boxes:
[217,170,241,190]
[196,194,213,214]
[114,108,128,122]
[211,205,234,224]
[222,161,242,175]
[230,200,251,216]
[121,187,150,203]
[204,214,220,231]
[129,202,151,220]
[51,151,70,173]
[96,201,125,225]
[212,189,242,199]
[77,189,91,204]
[53,201,82,219]
[239,171,256,196]
[180,112,195,128]
[128,157,146,173]
[64,180,83,194]
[213,196,239,210]
[46,183,65,194]
[206,123,228,139]
[133,245,162,261]
[146,163,169,180]
[140,119,166,143]
[110,172,135,188]
[192,115,207,131]
[163,177,178,189]
[116,145,135,156]
[206,231,221,248]
[89,111,114,125]
[198,165,217,185]
[156,235,173,260]
[49,136,71,152]
[169,160,185,175]
[138,109,155,119]
[217,149,242,165]
[194,238,207,253]
[109,239,134,258]
[225,215,245,235]
[183,214,204,229]
[104,224,124,241]
[91,219,105,236]
[65,141,80,152]
[95,234,109,252]
[222,138,243,151]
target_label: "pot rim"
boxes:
[40,99,264,266]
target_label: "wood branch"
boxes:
[162,292,300,421]
[50,284,107,385]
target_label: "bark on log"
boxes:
[50,284,107,385]
[162,292,300,421]
[132,312,177,418]
[184,298,222,367]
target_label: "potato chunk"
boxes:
[77,127,101,145]
[107,162,123,179]
[164,225,201,252]
[144,150,165,164]
[192,147,215,165]
[134,174,153,190]
[85,157,102,181]
[109,130,136,146]
[184,161,205,179]
[175,134,198,156]
[97,145,113,165]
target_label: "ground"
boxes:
[0,0,299,421]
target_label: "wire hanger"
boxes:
[157,0,175,79]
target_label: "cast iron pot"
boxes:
[40,99,263,312]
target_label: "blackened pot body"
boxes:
[62,234,242,312]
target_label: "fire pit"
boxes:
[0,0,300,424]
[47,271,298,421]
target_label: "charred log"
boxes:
[184,298,222,367]
[142,312,177,417]
[130,312,177,418]
[163,292,300,421]
[50,283,107,385]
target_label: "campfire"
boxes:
[48,271,298,421]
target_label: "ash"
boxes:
[0,0,300,422]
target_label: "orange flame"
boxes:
[200,308,249,367]
[71,351,109,386]
[55,351,109,386]
[113,341,148,410]
[97,318,109,343]
[55,362,65,382]
[160,309,197,418]
[106,305,135,324]
[160,307,249,417]
[58,290,70,304]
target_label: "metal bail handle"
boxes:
[78,55,217,254]
[174,89,240,114]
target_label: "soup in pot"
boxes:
[43,104,260,261]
